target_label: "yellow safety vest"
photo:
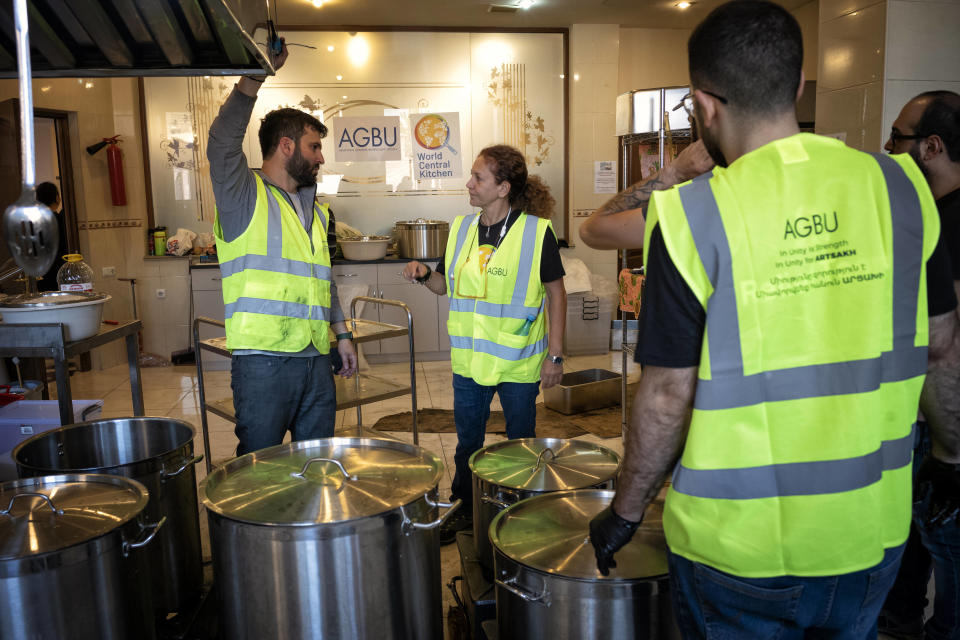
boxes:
[446,212,551,386]
[214,173,332,353]
[646,134,940,577]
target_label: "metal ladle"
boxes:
[2,0,58,290]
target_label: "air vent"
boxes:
[488,4,520,13]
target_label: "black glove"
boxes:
[588,505,642,576]
[916,456,960,528]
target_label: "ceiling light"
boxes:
[342,95,348,99]
[40,86,51,93]
[347,35,369,66]
[518,0,534,8]
[675,1,694,8]
[336,74,343,80]
[312,0,324,7]
[327,45,335,52]
[84,81,94,89]
[559,74,565,79]
[573,73,580,81]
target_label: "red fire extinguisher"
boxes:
[86,135,127,206]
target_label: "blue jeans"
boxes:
[449,373,539,508]
[230,354,337,456]
[883,422,960,639]
[668,545,905,639]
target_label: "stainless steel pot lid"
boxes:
[0,474,149,559]
[201,437,444,526]
[394,219,449,228]
[469,438,620,492]
[489,489,666,581]
[0,291,108,308]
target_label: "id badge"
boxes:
[455,254,487,299]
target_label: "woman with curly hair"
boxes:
[403,144,567,543]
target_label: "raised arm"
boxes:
[578,140,714,250]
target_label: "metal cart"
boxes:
[193,296,418,473]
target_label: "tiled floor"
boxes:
[53,350,637,638]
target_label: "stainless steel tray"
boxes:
[543,369,621,415]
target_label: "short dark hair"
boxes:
[914,91,960,162]
[258,108,327,159]
[688,0,803,117]
[36,181,59,207]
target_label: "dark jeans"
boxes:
[449,373,539,509]
[230,354,337,456]
[668,544,905,639]
[883,422,960,639]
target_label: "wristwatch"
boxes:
[547,354,563,365]
[415,264,432,284]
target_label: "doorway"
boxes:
[0,103,79,294]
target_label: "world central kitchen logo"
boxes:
[332,116,402,162]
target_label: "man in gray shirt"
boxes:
[207,42,357,455]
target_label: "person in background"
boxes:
[403,144,566,544]
[583,1,960,636]
[207,40,358,456]
[880,90,960,640]
[36,181,68,292]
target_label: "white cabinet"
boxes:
[190,267,229,370]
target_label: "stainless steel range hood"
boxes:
[0,0,274,77]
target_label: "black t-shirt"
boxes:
[938,188,960,279]
[435,213,565,283]
[635,217,959,368]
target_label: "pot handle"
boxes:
[400,496,462,534]
[496,574,551,606]
[535,447,557,469]
[480,487,521,510]
[161,454,204,482]
[292,457,357,482]
[123,516,167,558]
[0,492,63,516]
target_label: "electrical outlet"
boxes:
[102,266,116,277]
[156,289,166,299]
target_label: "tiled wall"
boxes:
[567,24,622,281]
[816,0,887,150]
[881,0,960,142]
[0,78,191,369]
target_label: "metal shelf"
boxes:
[193,297,419,474]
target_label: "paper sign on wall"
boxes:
[332,116,402,161]
[594,161,617,194]
[409,112,463,180]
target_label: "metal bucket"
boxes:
[13,417,204,616]
[491,489,679,640]
[0,474,162,640]
[202,437,458,640]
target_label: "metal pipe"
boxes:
[14,0,36,188]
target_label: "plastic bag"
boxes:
[166,228,197,256]
[561,256,593,294]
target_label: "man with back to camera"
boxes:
[880,90,960,640]
[207,40,358,456]
[581,1,960,636]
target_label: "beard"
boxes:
[908,144,929,178]
[699,124,728,169]
[287,146,319,188]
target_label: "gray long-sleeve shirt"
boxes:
[207,86,345,355]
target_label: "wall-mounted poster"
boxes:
[409,112,462,180]
[333,116,402,161]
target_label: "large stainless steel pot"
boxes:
[0,474,164,640]
[395,218,449,259]
[491,489,679,640]
[201,437,459,640]
[13,417,204,616]
[470,438,620,571]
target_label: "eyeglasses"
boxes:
[888,129,928,145]
[673,90,729,118]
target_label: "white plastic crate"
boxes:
[0,399,103,481]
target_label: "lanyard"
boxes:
[472,207,513,265]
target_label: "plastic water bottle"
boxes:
[56,254,95,292]
[516,314,537,336]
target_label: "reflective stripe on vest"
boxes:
[447,213,544,324]
[672,152,925,501]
